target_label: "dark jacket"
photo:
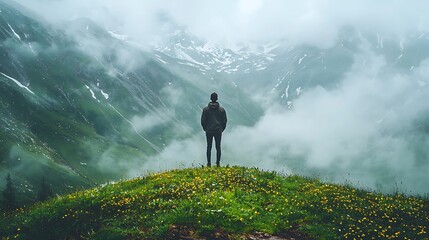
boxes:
[201,102,227,133]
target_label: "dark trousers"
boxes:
[206,132,222,166]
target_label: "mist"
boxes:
[137,45,429,194]
[13,0,429,194]
[15,0,429,48]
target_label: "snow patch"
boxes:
[399,40,405,51]
[225,66,239,73]
[298,54,307,65]
[0,72,34,94]
[156,57,167,64]
[296,87,303,96]
[175,49,204,66]
[397,54,403,60]
[101,89,109,100]
[410,66,414,71]
[28,43,37,54]
[7,23,21,40]
[285,82,290,98]
[85,85,99,102]
[108,31,129,41]
[196,43,214,53]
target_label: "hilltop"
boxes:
[1,166,428,239]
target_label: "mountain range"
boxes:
[0,0,261,203]
[2,0,429,204]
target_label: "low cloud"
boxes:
[16,0,429,48]
[11,0,429,194]
[131,110,173,132]
[134,46,429,194]
[127,134,206,177]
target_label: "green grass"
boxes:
[1,166,428,239]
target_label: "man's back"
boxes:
[201,102,227,133]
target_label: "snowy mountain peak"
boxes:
[154,29,278,74]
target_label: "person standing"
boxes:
[201,92,227,167]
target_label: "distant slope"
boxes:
[0,0,262,202]
[1,166,428,239]
[0,0,171,197]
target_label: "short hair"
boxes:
[210,92,218,102]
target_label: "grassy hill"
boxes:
[1,166,428,239]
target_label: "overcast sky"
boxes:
[15,0,429,48]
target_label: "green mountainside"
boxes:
[0,0,262,203]
[1,167,428,239]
